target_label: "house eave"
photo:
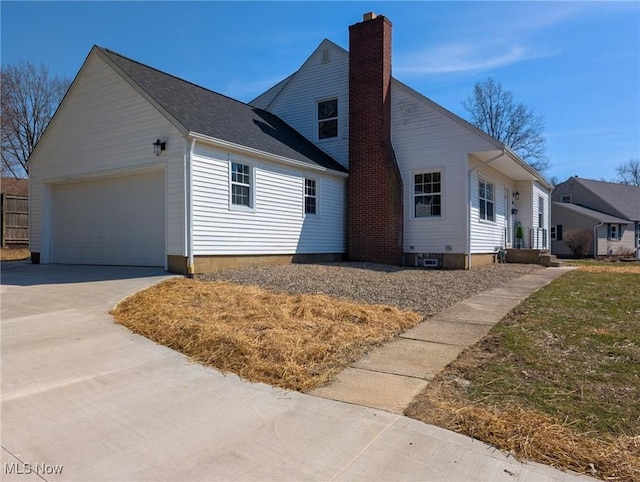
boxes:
[188,132,349,178]
[469,148,551,189]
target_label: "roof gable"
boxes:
[552,201,630,224]
[555,177,640,221]
[96,47,346,173]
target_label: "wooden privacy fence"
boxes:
[1,194,29,247]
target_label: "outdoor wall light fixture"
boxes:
[153,138,167,156]
[513,191,520,201]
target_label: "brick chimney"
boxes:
[348,12,404,264]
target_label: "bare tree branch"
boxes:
[614,158,640,186]
[1,61,71,178]
[463,77,550,176]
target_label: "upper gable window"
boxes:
[317,98,338,139]
[561,194,572,203]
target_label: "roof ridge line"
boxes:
[100,46,256,110]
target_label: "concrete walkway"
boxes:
[311,267,576,413]
[1,263,590,481]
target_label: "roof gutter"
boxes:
[466,149,505,269]
[188,132,348,178]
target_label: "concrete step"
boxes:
[539,253,565,267]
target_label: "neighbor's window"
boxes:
[608,223,620,241]
[304,178,317,215]
[551,225,562,241]
[479,178,495,222]
[561,194,572,203]
[317,98,338,139]
[230,161,252,208]
[414,172,442,217]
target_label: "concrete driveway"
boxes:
[1,263,591,481]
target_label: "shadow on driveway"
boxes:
[1,262,172,287]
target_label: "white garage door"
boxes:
[52,171,165,266]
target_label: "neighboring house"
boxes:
[29,12,550,273]
[551,177,640,259]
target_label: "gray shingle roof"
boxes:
[551,202,630,224]
[574,178,640,221]
[98,47,347,173]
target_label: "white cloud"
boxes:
[395,42,554,76]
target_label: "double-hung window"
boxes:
[608,223,621,241]
[317,98,338,139]
[414,172,441,217]
[304,178,317,215]
[230,161,252,208]
[479,178,495,222]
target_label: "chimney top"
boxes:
[363,12,377,21]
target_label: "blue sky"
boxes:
[2,1,639,182]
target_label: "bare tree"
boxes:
[463,77,550,175]
[1,61,71,178]
[614,158,640,186]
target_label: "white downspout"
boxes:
[187,138,196,276]
[593,221,603,258]
[467,149,505,268]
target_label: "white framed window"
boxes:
[561,194,572,203]
[608,223,621,241]
[479,177,495,222]
[304,178,317,215]
[414,172,442,217]
[317,98,338,140]
[229,161,254,210]
[551,225,562,241]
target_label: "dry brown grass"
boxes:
[407,378,640,482]
[577,264,640,274]
[112,278,421,391]
[1,247,30,261]
[407,383,640,481]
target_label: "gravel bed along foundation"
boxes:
[199,262,542,316]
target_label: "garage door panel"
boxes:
[52,171,165,266]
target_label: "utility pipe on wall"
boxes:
[187,137,196,276]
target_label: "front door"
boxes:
[505,188,512,247]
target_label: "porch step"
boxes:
[539,252,565,267]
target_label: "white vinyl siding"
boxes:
[191,142,345,255]
[29,53,185,261]
[392,81,499,255]
[469,166,514,253]
[260,41,350,169]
